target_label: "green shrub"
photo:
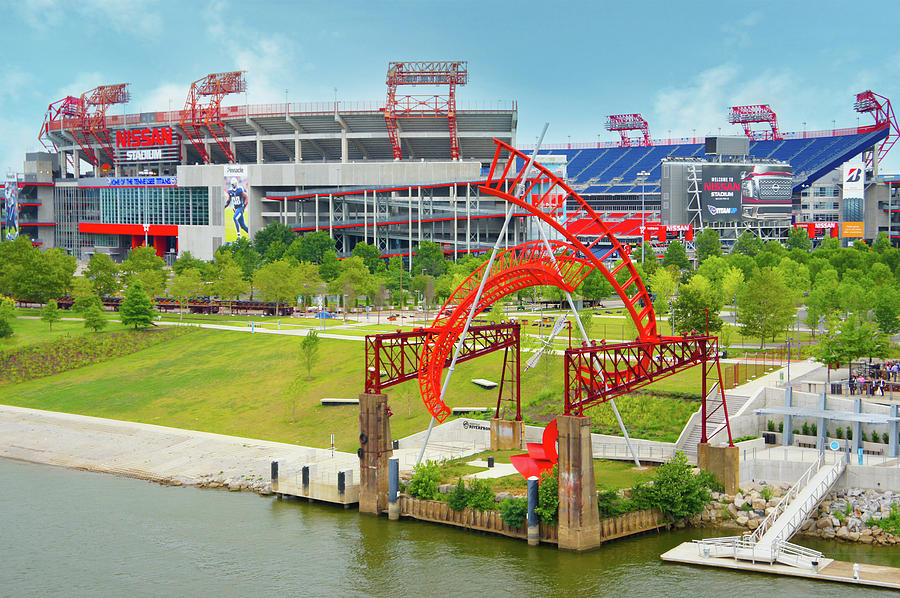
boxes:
[767,420,776,432]
[836,427,844,439]
[801,422,810,436]
[883,433,890,444]
[499,497,528,528]
[846,427,853,441]
[778,422,784,433]
[0,318,12,339]
[760,486,773,502]
[732,435,757,443]
[597,488,635,518]
[696,469,724,493]
[407,461,442,500]
[740,502,753,512]
[871,504,900,536]
[448,478,469,511]
[466,478,496,512]
[643,452,711,521]
[535,466,559,525]
[871,430,881,443]
[810,423,817,436]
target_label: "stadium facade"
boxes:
[7,65,900,264]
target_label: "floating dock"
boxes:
[661,541,900,590]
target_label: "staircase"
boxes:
[675,386,746,455]
[696,452,846,569]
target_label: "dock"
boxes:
[661,541,900,590]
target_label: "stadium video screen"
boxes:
[701,164,793,222]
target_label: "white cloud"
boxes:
[16,0,163,37]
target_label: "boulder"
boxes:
[822,528,836,539]
[860,534,875,544]
[733,495,746,510]
[747,519,760,530]
[751,498,767,511]
[816,517,832,529]
[836,526,852,540]
[736,515,749,527]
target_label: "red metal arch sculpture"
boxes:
[480,139,658,341]
[418,240,593,421]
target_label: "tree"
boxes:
[812,313,845,382]
[873,232,892,253]
[776,257,811,302]
[578,269,614,302]
[695,228,722,262]
[786,226,812,252]
[224,237,262,280]
[85,253,120,297]
[385,256,411,306]
[254,260,304,315]
[212,262,250,313]
[263,239,288,263]
[121,246,166,297]
[695,255,729,291]
[318,250,341,282]
[168,268,204,318]
[253,222,296,258]
[874,287,900,335]
[411,240,448,276]
[661,240,690,270]
[736,267,796,347]
[670,275,724,335]
[648,268,678,317]
[733,231,763,257]
[299,329,321,380]
[172,251,205,276]
[720,267,744,307]
[0,239,76,303]
[0,295,16,323]
[352,242,384,274]
[41,299,61,331]
[120,280,155,330]
[83,302,108,333]
[293,231,337,264]
[328,256,374,322]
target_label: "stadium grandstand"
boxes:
[523,92,897,252]
[5,58,899,264]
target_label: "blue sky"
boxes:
[3,0,899,174]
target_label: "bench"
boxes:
[320,398,359,406]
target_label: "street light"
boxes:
[637,170,650,263]
[422,268,428,324]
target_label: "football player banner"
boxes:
[223,165,249,243]
[4,174,18,241]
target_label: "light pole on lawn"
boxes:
[637,170,650,263]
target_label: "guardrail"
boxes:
[749,451,824,542]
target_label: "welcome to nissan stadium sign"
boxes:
[114,126,180,163]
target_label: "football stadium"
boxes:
[7,61,900,264]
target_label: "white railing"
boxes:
[749,451,824,542]
[593,442,676,462]
[694,536,824,567]
[764,454,846,550]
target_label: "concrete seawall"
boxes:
[0,404,358,493]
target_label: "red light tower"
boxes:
[384,61,468,160]
[854,90,899,167]
[605,114,652,147]
[181,71,247,164]
[728,104,781,141]
[40,84,130,167]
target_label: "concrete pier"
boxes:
[358,392,393,515]
[556,415,602,551]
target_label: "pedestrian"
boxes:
[892,362,899,382]
[849,376,857,396]
[878,376,886,396]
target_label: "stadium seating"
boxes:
[524,127,889,195]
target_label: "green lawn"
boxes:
[1,313,743,450]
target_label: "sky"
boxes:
[3,0,900,175]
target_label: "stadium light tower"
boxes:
[181,71,247,164]
[854,90,899,167]
[605,114,652,147]
[728,105,781,141]
[637,170,650,262]
[384,61,469,160]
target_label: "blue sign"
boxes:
[107,176,176,187]
[829,440,841,451]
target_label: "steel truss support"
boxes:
[384,61,468,160]
[563,335,733,446]
[181,71,246,164]
[854,90,899,168]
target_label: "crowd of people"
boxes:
[849,361,900,396]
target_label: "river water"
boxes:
[2,458,899,597]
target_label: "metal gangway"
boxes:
[694,451,847,570]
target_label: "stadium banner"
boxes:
[4,174,18,241]
[740,164,793,219]
[843,161,865,201]
[842,221,864,238]
[700,165,742,222]
[223,165,249,243]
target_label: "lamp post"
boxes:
[637,170,650,263]
[422,268,428,324]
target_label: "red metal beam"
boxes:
[728,104,781,141]
[605,113,652,147]
[855,90,899,167]
[181,71,246,163]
